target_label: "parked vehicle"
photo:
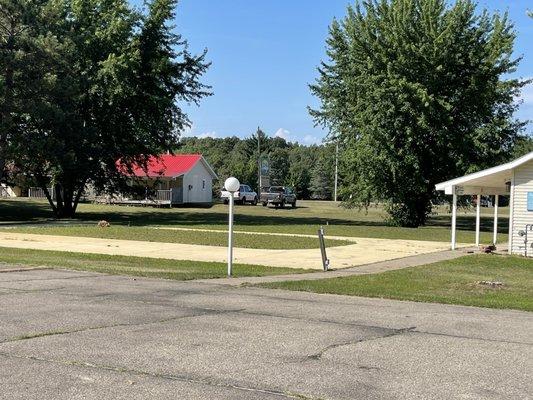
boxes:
[260,186,297,208]
[221,184,258,205]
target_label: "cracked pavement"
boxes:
[0,269,531,399]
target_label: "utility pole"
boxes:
[257,127,261,193]
[334,141,339,202]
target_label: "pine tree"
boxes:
[309,147,334,200]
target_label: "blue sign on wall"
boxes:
[528,192,533,211]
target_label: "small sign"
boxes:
[528,192,533,211]
[454,186,464,195]
[261,177,270,187]
[260,157,269,175]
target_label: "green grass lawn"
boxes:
[0,247,310,280]
[0,198,509,244]
[3,225,350,249]
[258,255,533,311]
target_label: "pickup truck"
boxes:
[260,186,297,208]
[221,184,258,205]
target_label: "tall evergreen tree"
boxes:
[6,0,210,217]
[310,0,527,226]
[309,145,334,200]
[0,0,50,183]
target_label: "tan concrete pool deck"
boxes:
[0,231,463,270]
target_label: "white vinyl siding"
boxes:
[182,160,214,203]
[510,160,533,256]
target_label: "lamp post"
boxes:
[334,141,339,202]
[224,176,240,277]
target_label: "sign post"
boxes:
[260,156,270,190]
[318,226,330,271]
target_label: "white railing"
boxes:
[28,187,55,200]
[94,189,179,206]
[154,189,171,203]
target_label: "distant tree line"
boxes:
[177,129,336,200]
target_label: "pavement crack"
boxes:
[0,285,67,293]
[235,308,409,333]
[0,308,244,345]
[307,326,416,360]
[412,329,533,346]
[0,273,103,283]
[0,352,321,399]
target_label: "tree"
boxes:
[310,0,527,227]
[7,0,210,217]
[177,134,330,198]
[512,136,533,159]
[309,145,334,200]
[269,146,290,185]
[0,0,48,183]
[287,145,314,198]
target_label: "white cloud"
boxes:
[181,123,196,138]
[518,80,533,106]
[302,134,322,145]
[274,128,291,141]
[197,131,218,139]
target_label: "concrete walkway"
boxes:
[0,231,456,270]
[197,247,476,286]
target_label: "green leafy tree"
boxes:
[310,0,527,226]
[287,145,315,198]
[512,136,533,159]
[269,147,290,186]
[8,0,210,217]
[309,144,334,200]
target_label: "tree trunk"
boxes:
[60,188,75,218]
[72,181,87,214]
[51,183,81,218]
[0,158,5,182]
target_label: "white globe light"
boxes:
[225,177,240,192]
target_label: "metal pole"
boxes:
[451,192,457,250]
[475,193,481,246]
[257,129,261,193]
[318,226,329,271]
[334,142,338,202]
[493,195,499,245]
[227,194,234,277]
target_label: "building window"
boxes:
[202,180,206,190]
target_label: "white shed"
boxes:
[435,151,533,256]
[127,154,218,205]
[1,183,21,198]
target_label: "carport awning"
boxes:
[434,151,533,250]
[435,167,511,195]
[435,152,533,196]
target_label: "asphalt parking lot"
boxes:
[0,268,531,400]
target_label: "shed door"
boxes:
[193,174,201,202]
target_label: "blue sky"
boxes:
[131,0,533,144]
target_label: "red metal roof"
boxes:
[129,154,202,178]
